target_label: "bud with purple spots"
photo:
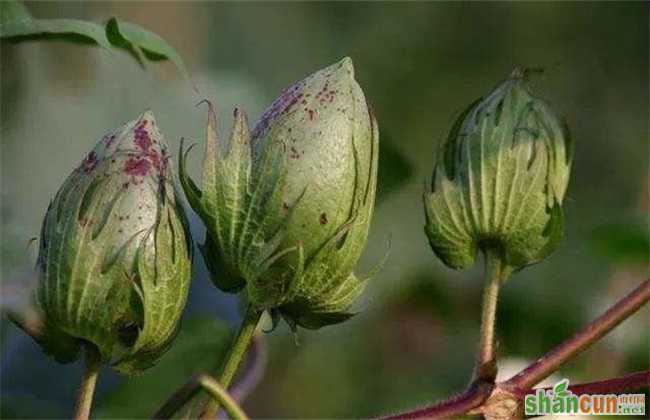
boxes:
[180,57,378,330]
[31,111,192,374]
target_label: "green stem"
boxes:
[74,345,101,420]
[201,306,262,419]
[474,248,510,382]
[198,374,250,420]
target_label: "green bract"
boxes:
[181,57,378,329]
[33,111,192,374]
[424,70,572,271]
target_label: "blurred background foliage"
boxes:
[1,2,648,419]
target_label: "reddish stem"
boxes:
[384,380,493,420]
[384,279,649,420]
[503,279,649,391]
[518,370,650,398]
[230,335,267,402]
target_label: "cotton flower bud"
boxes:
[181,57,378,330]
[424,69,573,271]
[32,111,192,373]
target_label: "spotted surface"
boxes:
[251,57,374,260]
[35,111,191,373]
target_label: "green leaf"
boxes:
[95,316,232,419]
[1,2,190,79]
[1,1,110,48]
[105,17,189,80]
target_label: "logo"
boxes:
[524,379,646,416]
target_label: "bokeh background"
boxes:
[1,1,648,419]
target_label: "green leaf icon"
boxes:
[553,379,570,398]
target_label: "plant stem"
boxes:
[382,278,649,420]
[520,370,650,398]
[152,373,204,419]
[475,248,509,382]
[151,336,266,419]
[503,278,650,391]
[198,374,250,420]
[200,306,263,419]
[229,335,268,402]
[384,380,494,420]
[74,344,101,420]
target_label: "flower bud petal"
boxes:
[424,70,573,270]
[34,112,192,373]
[184,58,378,330]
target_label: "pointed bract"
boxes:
[181,58,378,329]
[424,70,573,271]
[32,112,192,373]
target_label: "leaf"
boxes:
[0,1,110,48]
[105,16,189,80]
[95,316,232,419]
[0,2,190,80]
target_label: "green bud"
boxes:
[181,57,378,330]
[34,111,192,374]
[424,70,573,271]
